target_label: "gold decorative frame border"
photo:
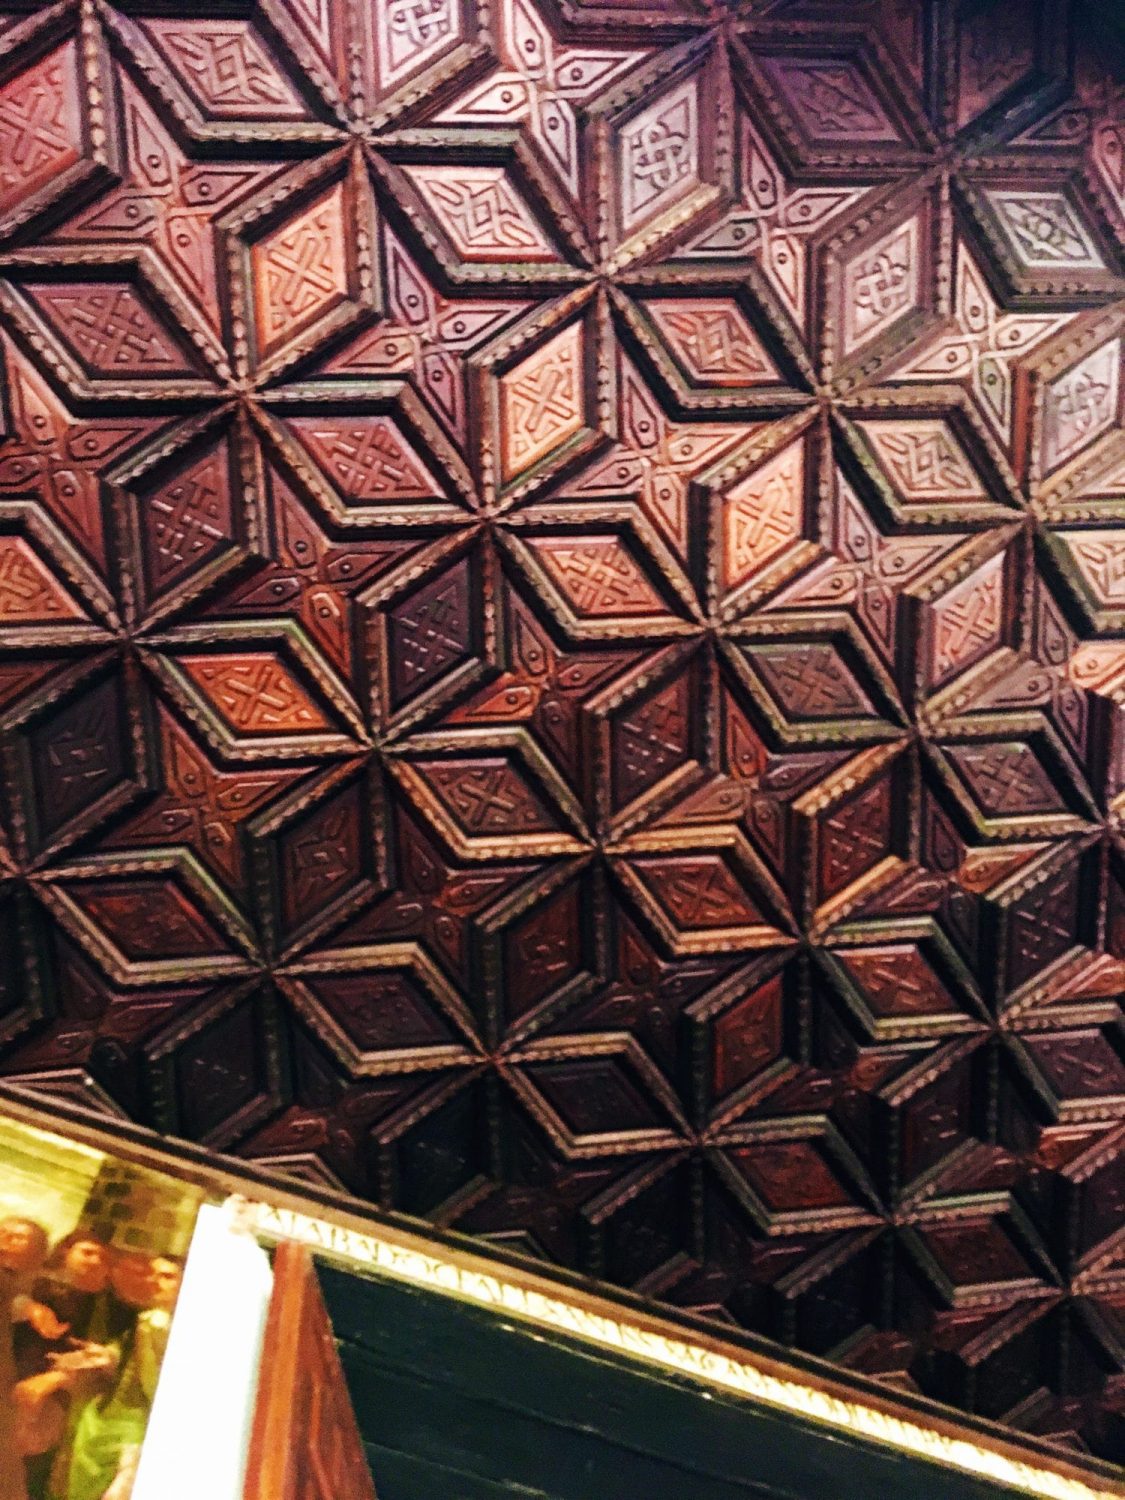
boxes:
[1,1085,1122,1500]
[243,1199,1125,1500]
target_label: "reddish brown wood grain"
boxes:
[244,1242,376,1500]
[0,0,1122,1461]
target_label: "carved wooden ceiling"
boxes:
[0,0,1123,1459]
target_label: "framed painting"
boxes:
[0,1114,203,1500]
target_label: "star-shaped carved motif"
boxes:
[101,705,306,895]
[431,0,649,199]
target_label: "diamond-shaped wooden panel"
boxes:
[1,0,1123,1460]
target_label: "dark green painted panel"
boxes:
[363,1445,554,1500]
[350,1358,785,1500]
[321,1266,1039,1500]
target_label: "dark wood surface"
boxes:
[321,1260,1071,1500]
[245,1242,377,1500]
[2,1081,1123,1498]
[0,0,1122,1461]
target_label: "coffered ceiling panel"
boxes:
[0,0,1123,1460]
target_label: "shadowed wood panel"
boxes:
[0,0,1122,1461]
[245,1243,377,1500]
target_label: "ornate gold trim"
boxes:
[244,1200,1124,1500]
[1,1087,1120,1500]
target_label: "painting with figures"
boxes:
[0,1115,203,1500]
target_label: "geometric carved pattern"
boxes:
[860,420,987,501]
[136,437,238,603]
[528,536,666,617]
[723,440,805,592]
[618,77,700,232]
[0,44,83,220]
[286,416,443,503]
[930,552,1006,685]
[1042,338,1122,473]
[987,189,1106,272]
[404,165,557,262]
[499,321,586,480]
[645,299,781,387]
[0,0,1123,1463]
[372,0,462,95]
[433,0,644,197]
[0,538,84,622]
[252,185,351,355]
[842,216,920,353]
[25,281,199,377]
[762,56,900,143]
[138,21,311,120]
[894,242,1073,450]
[177,654,332,736]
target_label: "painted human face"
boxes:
[148,1258,181,1311]
[63,1238,112,1294]
[0,1217,48,1275]
[110,1251,155,1309]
